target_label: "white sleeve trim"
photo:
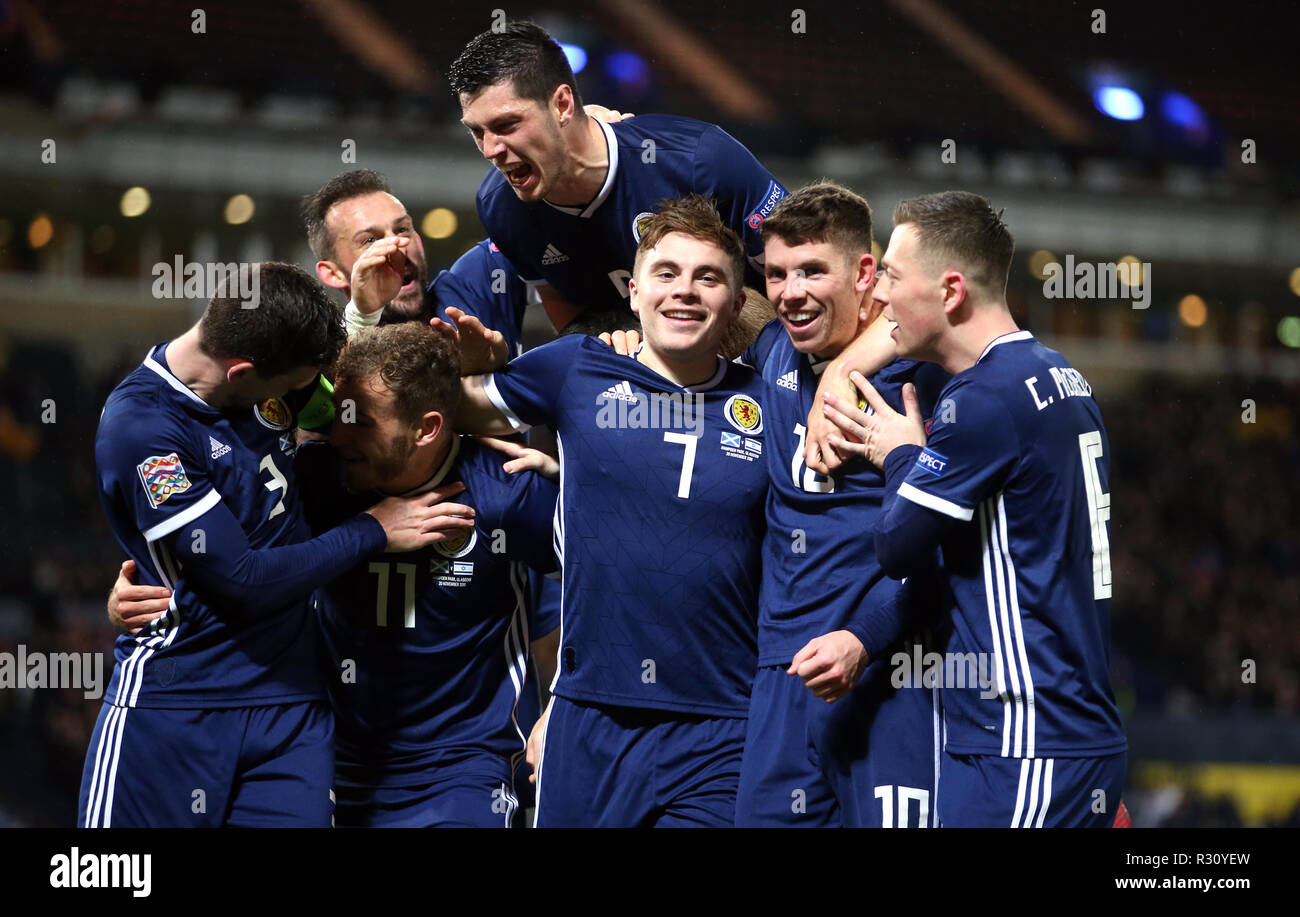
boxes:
[344,298,383,339]
[482,374,531,433]
[898,481,974,521]
[142,489,221,542]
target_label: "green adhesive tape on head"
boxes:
[297,375,336,432]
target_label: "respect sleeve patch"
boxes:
[914,448,949,477]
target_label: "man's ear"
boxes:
[554,84,577,127]
[940,270,968,316]
[730,286,747,322]
[416,410,445,447]
[225,360,256,384]
[317,260,349,292]
[627,276,641,316]
[854,252,877,294]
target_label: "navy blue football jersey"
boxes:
[483,335,767,716]
[477,115,787,313]
[888,331,1126,758]
[297,436,559,786]
[94,344,383,709]
[433,238,530,359]
[739,320,950,665]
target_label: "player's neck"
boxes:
[165,327,232,407]
[636,345,719,390]
[943,306,1020,374]
[377,433,454,496]
[546,115,608,208]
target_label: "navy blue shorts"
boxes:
[735,665,839,827]
[78,700,334,828]
[939,751,1128,827]
[535,696,745,827]
[334,752,519,828]
[809,658,941,828]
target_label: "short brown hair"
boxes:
[891,191,1014,296]
[332,323,461,427]
[761,181,873,260]
[632,195,746,293]
[301,169,392,263]
[447,21,584,110]
[198,262,344,379]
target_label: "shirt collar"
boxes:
[977,329,1034,363]
[633,343,729,392]
[142,343,212,410]
[396,435,462,497]
[543,118,619,219]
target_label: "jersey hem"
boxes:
[104,691,324,710]
[554,687,748,719]
[944,739,1128,758]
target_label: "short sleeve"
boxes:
[895,379,1018,522]
[482,335,582,432]
[496,469,560,576]
[96,409,219,544]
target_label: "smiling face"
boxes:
[329,373,422,493]
[873,223,946,362]
[764,236,875,360]
[460,80,570,203]
[324,191,428,319]
[629,231,744,365]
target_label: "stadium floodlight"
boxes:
[1094,86,1144,121]
[559,42,588,74]
[606,50,650,86]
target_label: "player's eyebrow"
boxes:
[461,111,523,133]
[647,256,681,274]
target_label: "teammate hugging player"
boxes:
[834,191,1127,827]
[454,196,767,827]
[293,322,561,827]
[83,264,456,827]
[447,21,788,328]
[734,183,950,828]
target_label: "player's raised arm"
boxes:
[428,306,509,376]
[457,334,579,436]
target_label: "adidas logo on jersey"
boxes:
[541,243,569,265]
[209,436,231,459]
[599,380,640,403]
[777,370,799,391]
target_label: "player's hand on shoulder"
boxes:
[351,235,411,316]
[596,328,641,356]
[365,482,476,553]
[825,375,924,469]
[429,306,509,374]
[476,435,560,481]
[787,630,869,703]
[108,560,170,635]
[583,104,634,122]
[805,366,862,476]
